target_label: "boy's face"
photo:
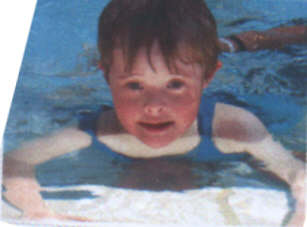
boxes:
[107,43,216,148]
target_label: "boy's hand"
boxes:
[287,170,305,227]
[3,157,91,223]
[23,209,92,222]
[213,103,306,226]
[3,127,93,222]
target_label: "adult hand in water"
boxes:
[219,25,307,52]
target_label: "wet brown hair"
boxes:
[98,0,220,79]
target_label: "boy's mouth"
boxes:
[138,121,174,133]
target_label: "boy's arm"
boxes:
[2,127,92,220]
[212,103,305,227]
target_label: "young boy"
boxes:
[3,0,305,225]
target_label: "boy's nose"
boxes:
[144,103,164,116]
[143,93,166,116]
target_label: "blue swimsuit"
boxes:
[36,94,286,194]
[78,94,246,163]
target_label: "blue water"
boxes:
[1,2,306,215]
[4,0,306,153]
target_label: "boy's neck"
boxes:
[96,110,200,158]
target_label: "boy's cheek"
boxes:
[166,90,203,113]
[171,91,201,105]
[113,96,142,121]
[113,94,142,109]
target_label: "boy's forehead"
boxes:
[111,45,205,76]
[112,42,160,61]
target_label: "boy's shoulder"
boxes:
[213,102,269,144]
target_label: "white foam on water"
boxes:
[1,185,288,226]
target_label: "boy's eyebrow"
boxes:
[116,73,190,80]
[116,74,143,79]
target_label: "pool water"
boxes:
[4,0,306,153]
[2,0,306,220]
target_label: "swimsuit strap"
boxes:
[198,95,216,137]
[78,110,99,134]
[78,106,130,161]
[186,94,247,162]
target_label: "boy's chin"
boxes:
[140,137,176,149]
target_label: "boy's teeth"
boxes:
[140,122,173,129]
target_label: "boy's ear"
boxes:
[98,61,110,84]
[202,61,222,89]
[98,61,104,71]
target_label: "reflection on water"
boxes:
[37,147,288,200]
[116,158,216,191]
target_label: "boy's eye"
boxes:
[126,82,143,90]
[167,80,185,90]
